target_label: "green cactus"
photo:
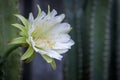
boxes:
[0,0,21,80]
[78,0,112,80]
[87,0,112,80]
[63,0,113,80]
[116,0,120,80]
[63,0,78,80]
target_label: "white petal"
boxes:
[49,23,71,35]
[49,34,71,43]
[30,13,45,33]
[39,11,46,19]
[46,50,63,60]
[37,49,63,60]
[54,49,68,54]
[44,9,57,20]
[29,36,40,52]
[56,34,71,42]
[35,11,46,22]
[28,13,34,23]
[29,25,35,34]
[28,13,35,33]
[49,9,57,17]
[55,14,65,23]
[53,40,75,49]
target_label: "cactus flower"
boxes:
[11,5,74,69]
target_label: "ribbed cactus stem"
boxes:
[74,0,83,79]
[88,0,112,80]
[63,0,78,80]
[116,0,120,79]
[89,0,97,80]
[0,0,21,80]
[103,0,112,80]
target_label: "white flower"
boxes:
[11,5,74,69]
[28,10,74,60]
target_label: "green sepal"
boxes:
[41,54,56,70]
[10,37,27,44]
[50,59,56,70]
[12,23,28,37]
[37,5,41,17]
[41,54,53,63]
[25,52,36,63]
[26,39,32,46]
[48,5,50,14]
[19,31,25,37]
[21,46,34,60]
[14,14,28,29]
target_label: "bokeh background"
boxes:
[0,0,120,80]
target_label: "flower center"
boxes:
[31,27,55,49]
[34,39,55,49]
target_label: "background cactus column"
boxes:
[63,0,78,80]
[63,0,115,80]
[0,0,21,80]
[87,0,112,80]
